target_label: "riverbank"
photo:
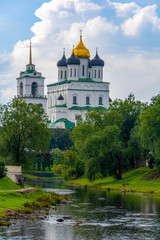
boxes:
[0,177,65,226]
[23,173,62,181]
[67,167,160,195]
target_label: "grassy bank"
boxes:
[0,177,22,191]
[0,177,65,226]
[67,167,160,194]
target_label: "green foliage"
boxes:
[51,148,64,165]
[0,99,51,168]
[110,93,147,142]
[0,159,7,179]
[52,150,84,179]
[140,94,160,168]
[49,128,74,151]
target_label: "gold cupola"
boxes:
[71,31,90,59]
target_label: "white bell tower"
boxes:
[16,41,47,112]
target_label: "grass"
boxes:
[67,167,160,194]
[0,177,22,191]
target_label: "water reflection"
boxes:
[1,180,160,240]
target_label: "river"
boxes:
[1,180,160,240]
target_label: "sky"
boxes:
[1,0,160,103]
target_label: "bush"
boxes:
[0,159,7,179]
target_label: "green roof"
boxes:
[50,118,75,129]
[49,104,67,108]
[68,106,107,110]
[47,79,109,87]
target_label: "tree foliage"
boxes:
[139,94,160,168]
[0,158,7,179]
[0,99,51,168]
[49,128,74,151]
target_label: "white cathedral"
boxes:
[16,33,110,129]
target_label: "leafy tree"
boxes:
[52,149,84,179]
[0,158,7,179]
[49,128,74,151]
[110,93,147,142]
[0,99,51,168]
[140,94,160,168]
[71,109,125,180]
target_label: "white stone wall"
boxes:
[24,98,47,113]
[17,77,45,97]
[47,81,110,125]
[58,67,68,82]
[79,58,89,79]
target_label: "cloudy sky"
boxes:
[1,0,160,103]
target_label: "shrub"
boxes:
[0,159,7,179]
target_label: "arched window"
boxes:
[65,70,67,79]
[89,72,91,79]
[39,103,43,108]
[61,71,63,79]
[94,70,96,78]
[50,97,52,107]
[99,97,103,105]
[98,70,101,78]
[20,82,23,96]
[82,65,85,76]
[86,96,90,105]
[73,96,77,104]
[75,114,78,120]
[70,68,72,77]
[74,68,76,77]
[32,82,38,97]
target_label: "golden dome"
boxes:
[71,34,90,59]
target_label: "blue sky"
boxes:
[1,0,160,103]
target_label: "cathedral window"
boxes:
[98,70,100,78]
[65,70,67,79]
[39,103,43,108]
[86,96,90,105]
[75,114,78,120]
[61,71,63,79]
[20,82,23,96]
[74,68,76,77]
[89,72,91,79]
[99,97,103,105]
[82,65,85,76]
[70,68,72,77]
[94,70,96,78]
[32,82,38,97]
[73,96,77,104]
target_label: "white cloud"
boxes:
[121,4,160,36]
[1,0,160,104]
[105,52,160,101]
[1,87,16,104]
[107,0,139,18]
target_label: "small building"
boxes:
[15,41,47,112]
[47,33,110,129]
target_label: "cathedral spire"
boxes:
[29,40,32,65]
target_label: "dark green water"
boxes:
[1,180,160,240]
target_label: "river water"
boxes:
[1,180,160,240]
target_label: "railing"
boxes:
[15,95,47,99]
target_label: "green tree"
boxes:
[71,109,125,180]
[0,99,51,168]
[0,158,7,179]
[110,93,147,142]
[49,128,74,151]
[140,94,160,168]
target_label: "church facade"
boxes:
[16,41,47,112]
[47,34,110,129]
